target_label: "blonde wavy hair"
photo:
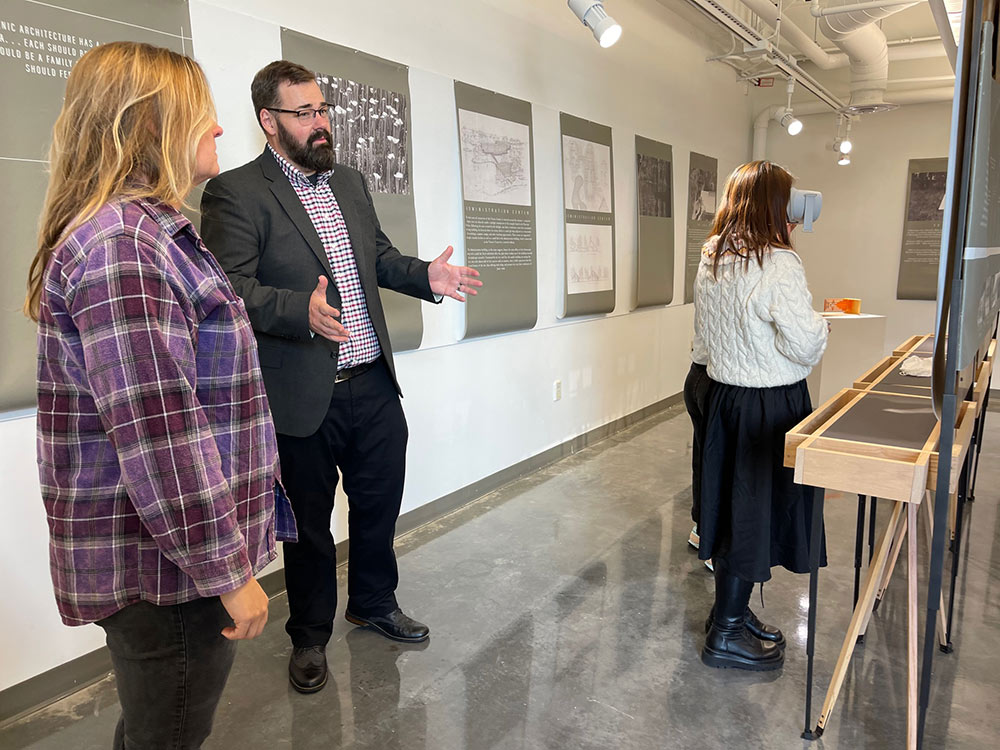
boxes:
[24,41,216,320]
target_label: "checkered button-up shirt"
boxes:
[268,146,381,369]
[36,198,281,625]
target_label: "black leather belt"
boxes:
[335,360,377,383]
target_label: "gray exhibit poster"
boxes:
[684,152,718,303]
[956,22,1000,369]
[454,82,537,337]
[281,29,422,352]
[634,135,674,308]
[896,158,948,300]
[560,113,615,317]
[0,0,192,412]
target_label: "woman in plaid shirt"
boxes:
[24,42,289,748]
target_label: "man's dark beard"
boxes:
[276,119,335,173]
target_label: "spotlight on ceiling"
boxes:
[775,78,802,136]
[568,0,622,48]
[838,153,851,166]
[780,111,803,136]
[838,138,853,154]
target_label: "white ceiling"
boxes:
[650,0,956,103]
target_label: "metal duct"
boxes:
[816,0,916,114]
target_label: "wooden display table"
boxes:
[785,367,978,747]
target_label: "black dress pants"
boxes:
[97,597,236,749]
[278,357,408,648]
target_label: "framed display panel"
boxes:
[896,158,949,301]
[634,135,673,308]
[784,388,975,503]
[454,81,537,337]
[281,28,423,352]
[0,0,194,413]
[683,151,718,303]
[955,21,1000,371]
[560,113,615,317]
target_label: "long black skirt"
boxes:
[698,379,827,583]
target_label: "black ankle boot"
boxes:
[701,569,784,671]
[704,605,786,648]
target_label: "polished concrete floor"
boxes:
[4,402,1000,749]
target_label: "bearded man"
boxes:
[200,60,480,693]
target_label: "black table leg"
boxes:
[802,487,825,740]
[854,495,867,609]
[943,453,971,652]
[868,497,878,565]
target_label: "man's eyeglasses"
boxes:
[267,105,332,123]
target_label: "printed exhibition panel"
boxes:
[634,135,674,308]
[683,151,718,304]
[560,113,616,317]
[957,22,1000,370]
[454,82,537,337]
[896,157,948,301]
[281,29,423,352]
[0,0,193,412]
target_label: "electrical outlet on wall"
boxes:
[553,380,562,401]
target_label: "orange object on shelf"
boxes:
[823,297,862,314]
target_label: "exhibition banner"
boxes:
[281,29,423,352]
[684,151,718,303]
[896,157,948,301]
[454,82,537,337]
[956,22,1000,369]
[634,135,674,308]
[0,0,193,412]
[560,113,616,317]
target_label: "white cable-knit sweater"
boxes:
[692,237,828,388]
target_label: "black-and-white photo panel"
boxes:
[683,151,718,304]
[897,157,948,301]
[454,82,537,337]
[560,113,616,317]
[0,0,194,412]
[634,135,674,308]
[281,29,423,352]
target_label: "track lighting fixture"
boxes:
[568,0,622,48]
[780,111,803,136]
[838,153,851,166]
[833,116,853,155]
[774,78,802,136]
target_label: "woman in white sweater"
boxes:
[692,161,828,672]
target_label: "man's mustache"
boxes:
[308,129,332,147]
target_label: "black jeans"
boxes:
[278,357,408,648]
[97,597,236,749]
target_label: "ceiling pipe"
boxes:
[927,0,958,70]
[738,0,944,72]
[811,0,922,17]
[683,0,845,109]
[816,0,917,113]
[738,0,840,69]
[821,39,945,68]
[752,85,954,159]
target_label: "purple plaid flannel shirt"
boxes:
[36,198,284,626]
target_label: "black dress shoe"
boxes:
[289,645,328,693]
[345,608,430,643]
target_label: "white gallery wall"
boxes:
[0,0,756,692]
[765,101,953,352]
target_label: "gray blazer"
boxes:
[200,149,436,438]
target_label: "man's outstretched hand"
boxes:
[428,246,483,302]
